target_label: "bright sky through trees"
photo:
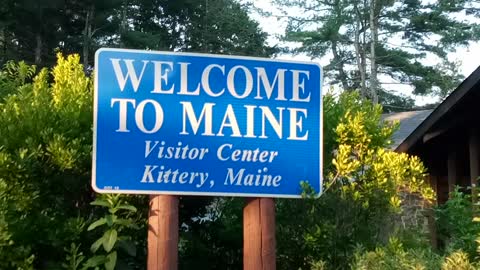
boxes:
[250,0,480,105]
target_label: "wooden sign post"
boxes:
[243,198,276,270]
[148,195,179,270]
[147,196,276,270]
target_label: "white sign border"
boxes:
[92,48,323,198]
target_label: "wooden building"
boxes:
[389,67,480,204]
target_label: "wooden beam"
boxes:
[428,174,438,196]
[469,128,480,203]
[423,117,467,144]
[243,198,276,270]
[423,128,448,143]
[148,195,179,270]
[448,149,457,196]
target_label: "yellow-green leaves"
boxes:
[332,144,361,177]
[441,251,476,270]
[46,135,84,171]
[0,54,93,268]
[330,97,435,211]
[52,53,91,110]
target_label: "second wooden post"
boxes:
[243,197,276,270]
[148,195,179,270]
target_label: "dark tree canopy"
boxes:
[0,0,274,68]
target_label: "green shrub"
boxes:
[435,187,480,258]
[441,251,476,270]
[351,237,442,270]
[351,239,478,270]
[276,92,435,270]
[0,54,92,269]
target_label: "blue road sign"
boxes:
[93,48,322,198]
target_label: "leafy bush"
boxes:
[0,56,457,270]
[442,251,476,270]
[276,92,435,270]
[351,237,442,270]
[0,54,93,269]
[435,187,480,258]
[0,55,221,269]
[351,238,478,270]
[179,197,244,270]
[84,195,139,270]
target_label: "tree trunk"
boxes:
[332,40,349,90]
[35,33,42,65]
[203,0,209,52]
[369,0,379,104]
[120,0,128,47]
[353,3,367,97]
[83,5,94,72]
[1,28,6,63]
[361,1,369,99]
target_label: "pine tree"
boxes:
[0,0,274,67]
[273,0,479,104]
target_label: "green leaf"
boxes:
[106,215,115,226]
[90,199,110,208]
[87,218,107,231]
[105,251,117,270]
[90,237,103,253]
[102,229,118,252]
[117,204,137,212]
[82,255,106,268]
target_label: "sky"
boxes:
[249,0,480,105]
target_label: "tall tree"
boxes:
[273,0,479,103]
[0,0,274,68]
[182,0,275,57]
[0,0,63,66]
[58,0,121,70]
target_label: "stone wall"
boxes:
[396,191,436,246]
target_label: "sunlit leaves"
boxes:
[52,54,91,110]
[277,91,435,269]
[332,144,361,177]
[330,94,435,210]
[0,54,92,268]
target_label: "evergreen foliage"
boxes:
[0,0,274,67]
[271,0,479,105]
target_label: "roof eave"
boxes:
[395,66,480,153]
